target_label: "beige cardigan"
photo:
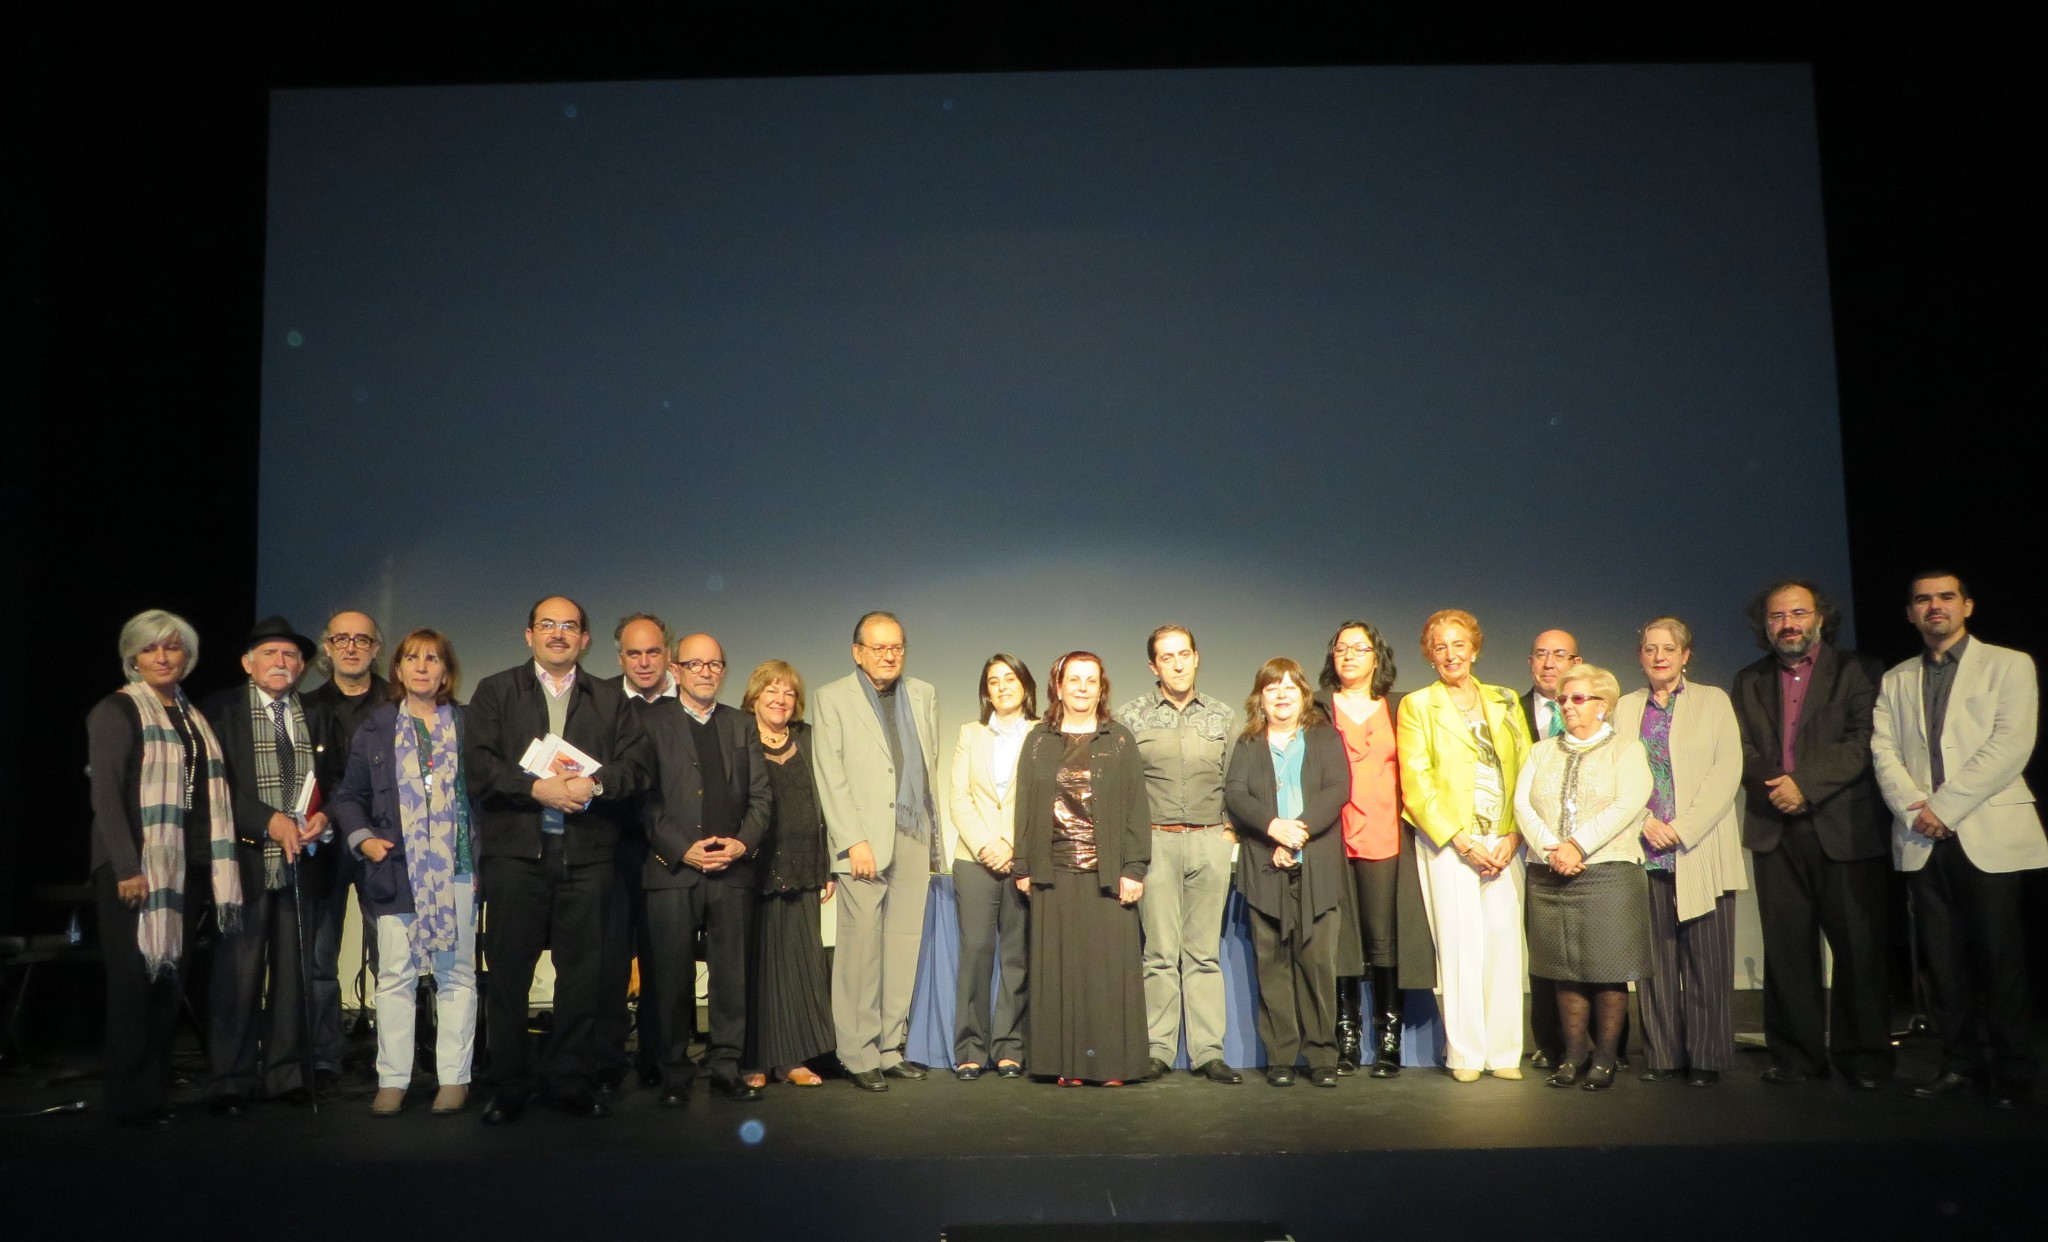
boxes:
[949,719,1021,865]
[1613,681,1749,921]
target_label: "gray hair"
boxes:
[314,608,384,677]
[118,609,201,683]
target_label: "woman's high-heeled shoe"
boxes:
[1581,1059,1617,1091]
[1546,1057,1586,1089]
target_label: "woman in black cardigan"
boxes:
[1010,651,1150,1086]
[1225,657,1350,1086]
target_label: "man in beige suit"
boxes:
[1873,571,2044,1109]
[811,611,941,1091]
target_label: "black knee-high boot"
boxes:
[1369,966,1403,1078]
[1335,977,1363,1075]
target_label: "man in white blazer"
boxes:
[811,611,941,1091]
[1872,571,2044,1108]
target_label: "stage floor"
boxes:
[4,1000,2041,1240]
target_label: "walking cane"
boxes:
[289,837,324,1114]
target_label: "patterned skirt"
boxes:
[1525,861,1652,983]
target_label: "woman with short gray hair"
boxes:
[87,610,244,1130]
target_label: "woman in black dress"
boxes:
[741,660,836,1087]
[1010,651,1150,1086]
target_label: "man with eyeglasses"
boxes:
[298,610,386,1089]
[594,613,678,1094]
[1112,625,1242,1084]
[811,611,940,1091]
[1872,571,2044,1109]
[637,633,771,1104]
[464,595,652,1123]
[1731,578,1892,1089]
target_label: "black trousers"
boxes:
[482,840,610,1099]
[644,880,754,1088]
[95,865,208,1118]
[313,845,371,1068]
[597,848,659,1078]
[208,863,313,1099]
[1915,836,2034,1087]
[952,859,1029,1067]
[1247,883,1338,1069]
[1753,819,1893,1077]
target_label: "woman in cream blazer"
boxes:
[1395,609,1533,1081]
[947,654,1039,1079]
[1611,616,1747,1087]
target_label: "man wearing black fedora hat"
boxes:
[201,615,342,1113]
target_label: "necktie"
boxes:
[272,699,298,810]
[1546,701,1563,739]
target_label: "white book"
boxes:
[519,733,604,781]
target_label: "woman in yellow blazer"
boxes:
[1396,609,1533,1081]
[1611,617,1747,1087]
[947,654,1039,1080]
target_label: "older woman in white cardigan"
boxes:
[1612,616,1747,1088]
[1514,663,1654,1090]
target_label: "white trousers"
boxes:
[373,880,478,1089]
[1420,836,1526,1071]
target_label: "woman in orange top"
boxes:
[1317,620,1433,1077]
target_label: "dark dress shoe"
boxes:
[1546,1060,1584,1089]
[637,1066,664,1090]
[552,1091,611,1118]
[1308,1067,1341,1088]
[711,1078,763,1103]
[118,1109,176,1133]
[1687,1069,1721,1088]
[1638,1068,1683,1083]
[954,1065,984,1081]
[1528,1050,1555,1070]
[1846,1072,1883,1091]
[1196,1059,1243,1085]
[882,1060,929,1080]
[850,1069,889,1092]
[1146,1057,1173,1081]
[277,1087,312,1106]
[480,1095,527,1126]
[1761,1067,1812,1085]
[1263,1066,1296,1087]
[592,1068,624,1097]
[208,1094,247,1117]
[1990,1083,2028,1110]
[658,1084,690,1108]
[1911,1070,1974,1099]
[994,1062,1024,1079]
[1580,1060,1616,1091]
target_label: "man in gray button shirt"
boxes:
[1113,625,1242,1084]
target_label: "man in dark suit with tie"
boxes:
[640,632,772,1105]
[1519,628,1580,1070]
[465,595,652,1124]
[1731,578,1892,1089]
[201,615,338,1112]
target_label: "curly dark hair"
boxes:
[1317,619,1396,697]
[1743,578,1842,652]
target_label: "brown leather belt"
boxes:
[1152,822,1222,833]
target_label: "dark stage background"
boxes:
[10,8,2043,962]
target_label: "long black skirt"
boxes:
[1027,873,1147,1082]
[747,887,835,1070]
